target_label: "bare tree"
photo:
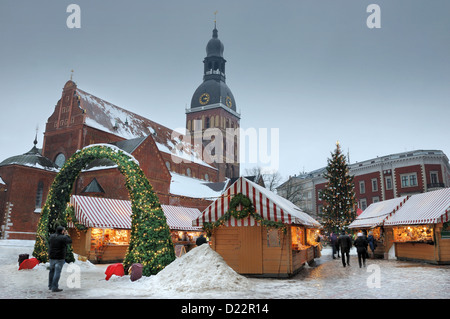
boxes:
[244,166,282,192]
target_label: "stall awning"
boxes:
[384,188,450,226]
[349,196,408,229]
[70,195,202,231]
[193,177,321,228]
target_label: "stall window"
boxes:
[393,226,433,243]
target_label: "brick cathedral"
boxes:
[0,25,240,240]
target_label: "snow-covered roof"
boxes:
[76,88,215,169]
[194,177,321,228]
[384,188,450,226]
[170,172,228,199]
[348,196,408,229]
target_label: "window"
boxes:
[401,173,418,188]
[165,161,171,171]
[430,171,439,184]
[186,168,191,177]
[54,153,66,168]
[359,181,365,194]
[360,199,367,210]
[371,178,378,192]
[35,181,44,212]
[372,196,380,203]
[385,176,392,190]
[204,174,209,181]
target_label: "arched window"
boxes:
[54,153,66,168]
[165,161,171,171]
[35,181,44,212]
[186,168,191,177]
[205,174,209,181]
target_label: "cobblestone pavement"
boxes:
[1,241,449,299]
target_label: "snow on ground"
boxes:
[1,239,449,299]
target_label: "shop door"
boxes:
[239,226,263,274]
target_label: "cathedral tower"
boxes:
[186,24,240,181]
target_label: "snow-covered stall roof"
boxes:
[76,88,214,169]
[169,172,228,199]
[348,196,408,229]
[384,188,450,226]
[193,177,321,228]
[70,195,202,231]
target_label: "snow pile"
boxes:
[147,244,250,292]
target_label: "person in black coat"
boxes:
[195,234,207,246]
[48,226,72,292]
[337,230,352,267]
[354,232,369,268]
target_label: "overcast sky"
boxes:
[0,0,449,181]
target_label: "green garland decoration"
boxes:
[32,145,175,276]
[203,193,287,236]
[65,205,87,231]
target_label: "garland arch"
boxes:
[33,144,175,276]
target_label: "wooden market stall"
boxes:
[349,196,408,259]
[68,195,204,263]
[193,177,322,278]
[384,188,450,265]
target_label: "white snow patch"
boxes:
[146,244,250,292]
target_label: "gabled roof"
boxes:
[194,177,321,228]
[384,188,450,226]
[348,196,408,229]
[70,195,202,231]
[76,88,215,169]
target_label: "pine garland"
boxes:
[32,145,175,276]
[203,193,286,236]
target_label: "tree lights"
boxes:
[32,144,175,275]
[319,142,356,234]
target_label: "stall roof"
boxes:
[348,196,408,229]
[70,195,202,231]
[193,177,321,228]
[384,188,450,226]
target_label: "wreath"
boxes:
[203,193,286,236]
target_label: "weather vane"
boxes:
[70,69,74,81]
[214,10,218,26]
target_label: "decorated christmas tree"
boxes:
[319,142,356,234]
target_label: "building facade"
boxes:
[0,25,239,240]
[277,150,450,219]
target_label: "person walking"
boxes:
[367,231,377,258]
[48,226,72,292]
[330,232,338,259]
[337,230,352,267]
[354,232,369,268]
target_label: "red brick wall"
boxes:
[394,165,424,196]
[354,171,382,206]
[0,166,56,240]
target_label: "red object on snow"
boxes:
[105,263,124,281]
[356,208,363,216]
[18,258,39,270]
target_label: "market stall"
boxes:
[193,177,322,277]
[348,196,408,258]
[68,195,204,263]
[384,188,450,264]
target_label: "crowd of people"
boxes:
[329,230,377,268]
